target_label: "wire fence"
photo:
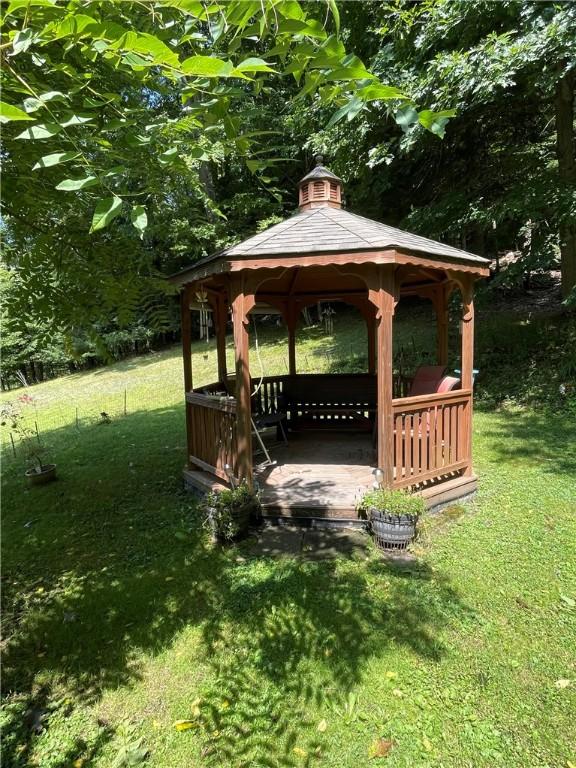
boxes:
[1,310,434,463]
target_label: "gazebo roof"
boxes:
[170,159,489,285]
[221,205,487,264]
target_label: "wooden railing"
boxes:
[392,389,471,489]
[186,383,237,482]
[185,376,471,492]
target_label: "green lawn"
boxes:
[2,309,575,768]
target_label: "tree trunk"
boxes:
[555,64,576,298]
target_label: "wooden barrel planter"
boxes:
[358,488,425,552]
[369,509,417,551]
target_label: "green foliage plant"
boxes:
[357,487,425,519]
[1,395,49,473]
[202,482,261,542]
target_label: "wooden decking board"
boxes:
[183,435,477,518]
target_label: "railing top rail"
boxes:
[186,390,236,413]
[392,389,472,409]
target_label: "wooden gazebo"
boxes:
[171,157,489,519]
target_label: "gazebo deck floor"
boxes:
[183,432,478,520]
[255,432,376,519]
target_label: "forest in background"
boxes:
[2,1,574,389]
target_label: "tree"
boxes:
[2,0,450,341]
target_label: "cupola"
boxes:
[298,155,343,211]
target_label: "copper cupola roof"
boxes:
[298,155,343,210]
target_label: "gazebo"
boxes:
[170,157,489,520]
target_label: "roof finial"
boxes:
[314,154,324,167]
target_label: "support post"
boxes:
[230,276,255,487]
[436,284,450,366]
[287,299,297,376]
[460,277,475,475]
[214,291,228,383]
[181,285,193,468]
[375,268,396,486]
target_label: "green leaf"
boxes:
[106,31,179,67]
[55,176,98,191]
[39,91,68,103]
[58,114,94,127]
[235,57,277,73]
[130,204,148,237]
[418,109,456,138]
[0,102,36,123]
[32,151,81,170]
[23,97,44,113]
[41,14,98,41]
[158,147,179,165]
[90,196,123,233]
[326,97,364,128]
[358,84,408,101]
[15,123,62,139]
[12,28,34,55]
[181,56,234,77]
[327,0,340,36]
[395,106,419,131]
[6,0,59,13]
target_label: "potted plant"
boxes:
[201,483,261,543]
[1,398,57,486]
[358,488,425,550]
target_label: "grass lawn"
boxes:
[2,308,575,768]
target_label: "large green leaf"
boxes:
[41,14,98,41]
[181,56,234,77]
[358,84,408,101]
[15,123,61,139]
[90,196,123,233]
[235,57,277,74]
[32,151,81,170]
[12,28,34,55]
[130,205,148,237]
[0,102,36,123]
[55,176,98,191]
[418,109,457,138]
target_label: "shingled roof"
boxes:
[221,205,488,265]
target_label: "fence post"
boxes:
[10,432,16,458]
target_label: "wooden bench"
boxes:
[280,374,376,431]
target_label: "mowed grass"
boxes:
[1,308,575,768]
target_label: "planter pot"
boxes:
[25,464,57,486]
[369,508,417,550]
[208,499,260,543]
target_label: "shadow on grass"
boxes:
[2,405,470,766]
[475,404,576,478]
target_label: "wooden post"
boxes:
[181,285,193,468]
[230,275,255,487]
[287,299,297,376]
[354,266,397,486]
[214,291,228,383]
[436,284,450,366]
[460,277,475,475]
